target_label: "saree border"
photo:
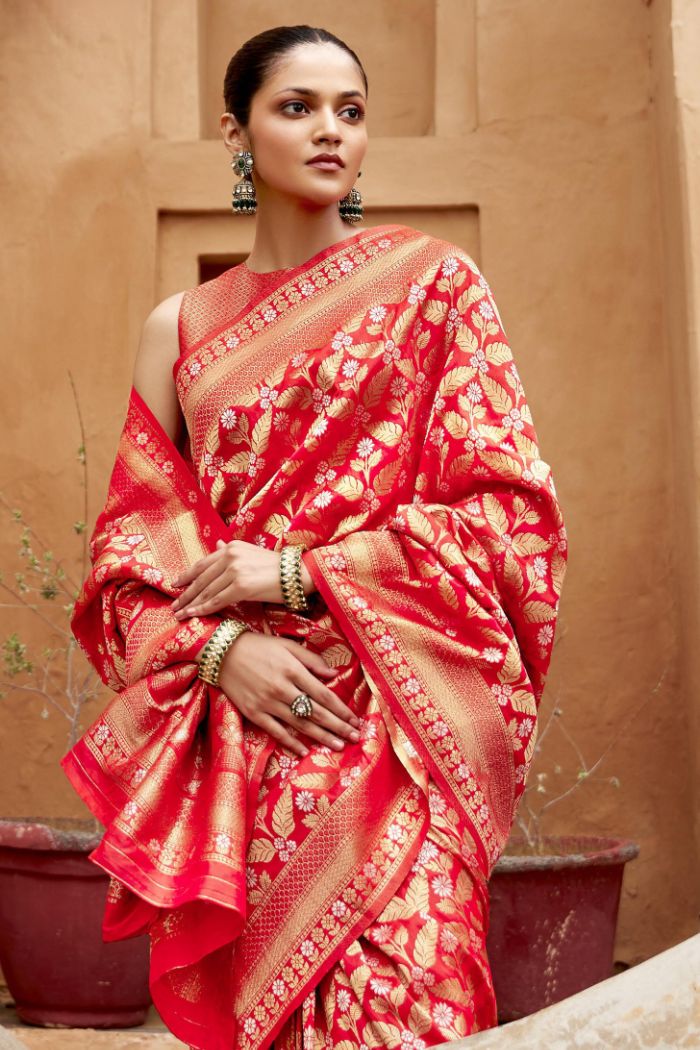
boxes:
[237,771,429,1050]
[173,223,419,398]
[304,535,516,876]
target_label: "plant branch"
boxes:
[0,579,71,638]
[0,492,80,595]
[68,370,89,584]
[527,665,669,825]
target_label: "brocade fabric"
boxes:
[62,223,567,1049]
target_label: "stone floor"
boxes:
[0,933,698,1049]
[0,1003,185,1048]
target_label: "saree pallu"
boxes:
[61,223,567,1049]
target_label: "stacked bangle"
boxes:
[280,544,310,613]
[197,618,250,686]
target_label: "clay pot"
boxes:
[486,834,640,1022]
[0,817,151,1028]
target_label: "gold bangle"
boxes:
[280,544,310,613]
[197,618,250,686]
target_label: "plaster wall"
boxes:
[650,0,700,870]
[1,0,698,968]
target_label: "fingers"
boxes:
[172,559,230,615]
[174,578,236,618]
[179,589,236,617]
[297,670,362,741]
[284,638,336,675]
[254,712,310,760]
[282,642,360,729]
[171,549,221,588]
[273,692,360,752]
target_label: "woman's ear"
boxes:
[220,112,250,156]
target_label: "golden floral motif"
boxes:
[62,225,566,1050]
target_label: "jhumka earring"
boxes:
[231,149,257,214]
[338,170,363,224]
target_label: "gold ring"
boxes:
[290,693,313,718]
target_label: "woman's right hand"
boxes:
[216,631,362,758]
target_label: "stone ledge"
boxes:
[0,1026,185,1048]
[0,1003,186,1048]
[436,932,700,1049]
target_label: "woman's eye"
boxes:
[282,101,307,115]
[281,101,364,120]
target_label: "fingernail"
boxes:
[351,717,361,728]
[350,730,360,741]
[300,748,310,757]
[332,738,344,749]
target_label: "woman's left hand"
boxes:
[170,539,308,618]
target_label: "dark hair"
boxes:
[223,25,368,127]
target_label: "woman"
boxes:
[61,24,567,1050]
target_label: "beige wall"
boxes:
[1,0,698,967]
[651,0,700,879]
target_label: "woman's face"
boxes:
[223,42,368,211]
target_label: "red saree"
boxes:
[61,223,567,1049]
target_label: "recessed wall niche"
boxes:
[156,208,480,298]
[150,0,479,141]
[202,1,437,139]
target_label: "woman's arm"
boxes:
[131,290,221,665]
[132,290,185,446]
[131,291,316,616]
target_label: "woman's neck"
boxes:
[243,208,367,274]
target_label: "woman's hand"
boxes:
[171,539,315,618]
[216,631,361,759]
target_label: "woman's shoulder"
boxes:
[134,291,185,371]
[132,291,186,443]
[143,290,186,328]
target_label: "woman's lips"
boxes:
[307,160,343,171]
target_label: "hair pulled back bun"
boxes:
[223,25,368,127]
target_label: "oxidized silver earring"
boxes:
[231,150,257,214]
[338,170,363,224]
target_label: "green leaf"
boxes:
[2,633,33,676]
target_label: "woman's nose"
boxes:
[316,109,342,140]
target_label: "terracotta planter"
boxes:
[486,834,640,1022]
[0,817,151,1028]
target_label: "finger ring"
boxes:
[290,693,313,718]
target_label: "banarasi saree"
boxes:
[61,223,567,1050]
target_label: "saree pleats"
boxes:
[272,776,497,1050]
[61,223,567,1049]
